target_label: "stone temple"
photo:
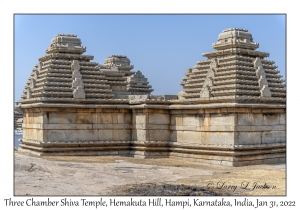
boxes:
[18,29,286,166]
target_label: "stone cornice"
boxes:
[20,102,286,110]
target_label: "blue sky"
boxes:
[14,14,286,101]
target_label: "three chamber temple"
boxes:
[18,29,286,166]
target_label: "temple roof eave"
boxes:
[38,53,94,62]
[202,49,269,58]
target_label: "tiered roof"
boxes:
[20,35,154,103]
[101,55,153,99]
[20,34,115,104]
[178,28,286,104]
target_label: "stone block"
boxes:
[198,125,235,132]
[27,128,42,141]
[75,124,93,129]
[203,113,210,126]
[236,132,261,145]
[47,130,67,141]
[112,113,124,124]
[75,113,92,124]
[205,108,221,114]
[254,114,263,125]
[220,108,228,113]
[148,113,170,125]
[132,129,147,141]
[170,125,182,130]
[201,132,234,145]
[39,108,60,112]
[112,130,119,140]
[175,131,201,144]
[181,125,197,131]
[262,131,286,144]
[263,114,279,126]
[113,124,131,129]
[93,124,113,129]
[181,110,200,114]
[66,130,98,141]
[135,129,147,141]
[135,114,146,125]
[22,129,27,139]
[146,124,169,130]
[261,108,285,113]
[118,130,131,141]
[235,125,285,132]
[76,108,95,112]
[209,114,235,126]
[24,113,35,124]
[99,130,113,141]
[31,108,41,113]
[251,108,262,113]
[58,108,77,112]
[149,130,170,141]
[23,123,41,129]
[279,114,286,125]
[82,129,98,141]
[148,109,169,114]
[48,113,76,124]
[133,124,146,129]
[99,113,112,124]
[237,113,254,125]
[42,130,48,142]
[43,124,75,129]
[170,131,177,142]
[182,115,203,126]
[124,113,132,124]
[226,108,246,113]
[170,110,182,115]
[102,108,118,113]
[170,115,183,126]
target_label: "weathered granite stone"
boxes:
[18,29,286,167]
[100,55,153,99]
[261,85,272,97]
[179,28,285,103]
[73,87,85,99]
[200,85,211,98]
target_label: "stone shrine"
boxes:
[18,29,286,166]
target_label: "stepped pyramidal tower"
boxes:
[99,55,153,99]
[178,28,286,104]
[18,29,285,167]
[21,34,115,104]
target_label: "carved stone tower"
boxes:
[179,28,285,103]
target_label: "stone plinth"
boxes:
[19,102,285,166]
[168,105,285,166]
[20,104,132,156]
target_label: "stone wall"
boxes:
[168,107,285,166]
[21,106,132,156]
[20,104,286,166]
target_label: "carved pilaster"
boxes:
[261,85,272,97]
[200,85,211,98]
[30,78,36,89]
[34,71,39,80]
[27,89,32,99]
[38,62,42,73]
[254,57,272,98]
[71,60,85,99]
[200,59,218,98]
